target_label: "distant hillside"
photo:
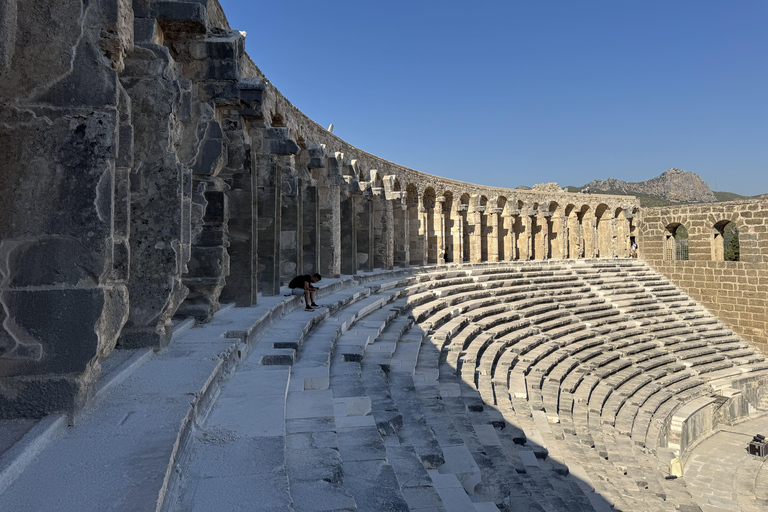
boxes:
[713,191,747,202]
[565,169,750,207]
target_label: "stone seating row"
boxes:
[397,259,767,511]
[302,261,624,510]
[167,263,576,512]
[166,259,765,512]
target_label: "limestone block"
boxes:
[267,127,299,156]
[0,284,128,417]
[154,0,207,35]
[0,1,84,101]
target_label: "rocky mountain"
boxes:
[581,168,717,203]
[564,168,737,206]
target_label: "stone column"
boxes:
[340,188,358,275]
[384,198,395,269]
[583,216,596,258]
[319,176,342,277]
[559,216,569,259]
[302,180,320,275]
[174,102,232,322]
[356,194,374,271]
[372,189,393,269]
[419,199,429,266]
[280,167,301,285]
[408,199,422,265]
[456,205,468,263]
[402,202,411,266]
[520,209,533,260]
[610,217,618,258]
[256,155,282,295]
[176,177,230,321]
[447,202,460,263]
[512,211,521,260]
[220,112,257,307]
[536,211,550,260]
[502,212,514,260]
[435,198,446,265]
[312,149,342,278]
[486,208,501,262]
[393,196,408,267]
[255,128,300,294]
[469,207,484,263]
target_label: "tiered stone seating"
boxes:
[156,259,768,511]
[400,259,768,511]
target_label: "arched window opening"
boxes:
[713,220,739,261]
[665,223,688,261]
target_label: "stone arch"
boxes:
[712,219,739,262]
[406,184,423,265]
[665,222,689,261]
[578,205,593,259]
[594,203,610,258]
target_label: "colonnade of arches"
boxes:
[274,153,640,290]
[349,180,640,269]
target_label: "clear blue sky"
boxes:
[219,0,767,196]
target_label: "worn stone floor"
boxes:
[683,415,768,512]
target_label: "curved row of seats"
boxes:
[167,259,767,512]
[402,259,768,511]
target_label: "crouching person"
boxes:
[288,273,322,311]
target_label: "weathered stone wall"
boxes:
[637,199,768,353]
[0,0,132,418]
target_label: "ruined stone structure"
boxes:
[0,0,639,419]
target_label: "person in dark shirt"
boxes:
[288,273,322,311]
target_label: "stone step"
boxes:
[166,363,294,512]
[256,286,378,365]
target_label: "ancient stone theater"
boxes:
[1,1,767,511]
